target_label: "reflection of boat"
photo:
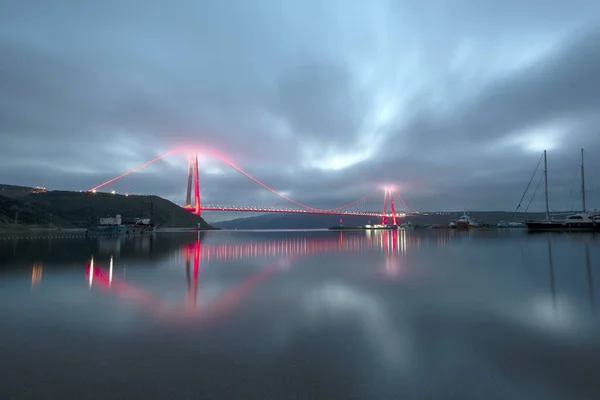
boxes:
[399,222,414,230]
[124,218,156,233]
[497,221,526,228]
[456,212,480,229]
[545,237,595,315]
[527,149,599,232]
[87,225,128,234]
[329,224,401,230]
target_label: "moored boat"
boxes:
[526,149,599,232]
[456,212,480,229]
[526,212,600,232]
[87,214,128,234]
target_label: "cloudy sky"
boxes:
[1,0,600,221]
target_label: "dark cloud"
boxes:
[1,1,599,221]
[273,64,366,147]
[464,27,600,141]
[398,26,600,152]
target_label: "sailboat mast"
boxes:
[544,150,550,221]
[581,148,587,213]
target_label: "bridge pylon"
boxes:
[381,187,398,226]
[381,188,388,225]
[390,189,397,226]
[184,152,201,216]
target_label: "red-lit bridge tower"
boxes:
[184,153,201,216]
[381,187,398,226]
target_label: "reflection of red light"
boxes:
[86,261,172,316]
[192,238,200,310]
[88,233,417,325]
[86,249,293,325]
[180,234,393,261]
[209,258,292,316]
[382,230,388,255]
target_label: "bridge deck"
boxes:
[184,205,405,218]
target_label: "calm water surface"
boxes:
[1,229,600,399]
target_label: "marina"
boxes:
[526,149,600,232]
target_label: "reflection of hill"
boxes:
[0,229,449,268]
[0,232,207,268]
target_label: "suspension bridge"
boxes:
[87,149,412,224]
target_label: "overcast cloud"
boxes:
[1,0,600,221]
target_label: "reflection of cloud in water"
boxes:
[523,295,584,335]
[302,283,409,371]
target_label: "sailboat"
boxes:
[526,149,600,232]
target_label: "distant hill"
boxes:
[212,211,553,229]
[0,187,213,229]
[0,184,37,198]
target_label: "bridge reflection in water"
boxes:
[26,228,595,328]
[184,229,438,262]
[83,230,442,324]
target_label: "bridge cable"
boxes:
[88,147,180,192]
[88,147,379,213]
[395,192,411,213]
[208,150,378,212]
[324,189,376,211]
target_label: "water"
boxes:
[1,229,600,399]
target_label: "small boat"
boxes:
[456,212,480,229]
[87,214,128,234]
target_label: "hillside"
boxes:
[0,184,39,198]
[0,187,213,229]
[212,211,551,229]
[0,194,71,227]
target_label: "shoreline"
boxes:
[0,226,213,234]
[0,227,87,233]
